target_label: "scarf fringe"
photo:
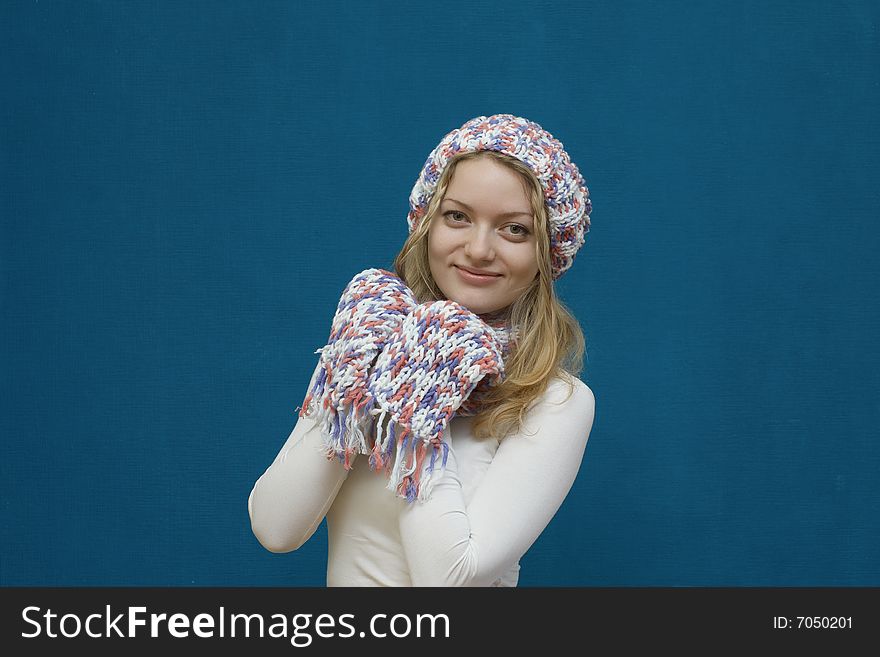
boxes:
[303,386,452,504]
[384,426,450,503]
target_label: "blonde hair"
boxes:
[393,150,585,441]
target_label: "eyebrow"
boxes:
[443,198,533,221]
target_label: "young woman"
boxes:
[249,114,596,586]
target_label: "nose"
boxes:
[464,226,495,261]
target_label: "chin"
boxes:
[449,293,497,315]
[436,277,504,315]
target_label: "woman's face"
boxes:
[427,156,539,315]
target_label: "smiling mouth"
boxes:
[454,266,503,286]
[455,266,501,277]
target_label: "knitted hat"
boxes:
[407,114,592,280]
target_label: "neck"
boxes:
[477,307,510,322]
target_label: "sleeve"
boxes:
[248,413,354,553]
[398,376,596,586]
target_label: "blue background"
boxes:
[2,0,878,586]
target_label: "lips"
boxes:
[454,265,502,286]
[456,266,501,277]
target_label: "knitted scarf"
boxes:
[298,268,515,503]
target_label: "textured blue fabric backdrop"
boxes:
[2,0,878,586]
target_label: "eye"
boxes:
[506,224,531,237]
[443,211,468,222]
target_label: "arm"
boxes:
[248,413,353,553]
[398,376,596,586]
[249,266,413,554]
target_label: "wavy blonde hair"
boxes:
[393,150,585,441]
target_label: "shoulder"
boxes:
[519,373,596,441]
[540,372,595,414]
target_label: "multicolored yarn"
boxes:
[299,268,513,503]
[407,113,592,280]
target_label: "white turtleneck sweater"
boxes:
[248,373,595,587]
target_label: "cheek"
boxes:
[428,225,455,260]
[426,230,445,275]
[510,246,539,279]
